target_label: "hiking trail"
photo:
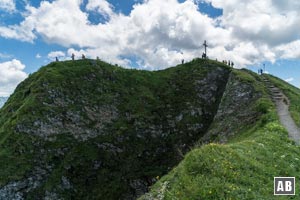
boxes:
[262,76,300,145]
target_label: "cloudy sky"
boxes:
[0,0,299,96]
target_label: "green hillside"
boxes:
[140,73,300,199]
[0,58,299,199]
[0,59,231,199]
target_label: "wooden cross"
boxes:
[203,40,208,58]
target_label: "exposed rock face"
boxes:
[202,71,262,143]
[0,59,235,199]
[0,167,49,200]
[16,104,118,141]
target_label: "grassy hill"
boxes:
[0,58,299,199]
[140,73,300,199]
[0,59,231,199]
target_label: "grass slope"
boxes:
[264,74,300,127]
[141,70,300,200]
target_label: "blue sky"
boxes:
[0,0,299,96]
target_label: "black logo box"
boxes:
[274,177,295,195]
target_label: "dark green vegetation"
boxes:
[0,59,231,199]
[1,58,299,199]
[141,72,300,199]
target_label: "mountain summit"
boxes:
[0,59,299,199]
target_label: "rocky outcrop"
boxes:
[16,104,118,141]
[202,71,263,143]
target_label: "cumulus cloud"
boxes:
[0,19,36,42]
[0,0,300,69]
[0,0,16,12]
[275,40,300,59]
[86,0,114,18]
[0,59,28,96]
[47,51,66,59]
[206,0,300,46]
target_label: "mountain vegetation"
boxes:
[0,58,299,199]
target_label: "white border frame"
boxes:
[274,177,295,196]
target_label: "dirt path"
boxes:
[262,76,300,145]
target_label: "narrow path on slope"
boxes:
[262,76,300,145]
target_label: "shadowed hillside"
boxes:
[1,58,299,199]
[0,59,231,199]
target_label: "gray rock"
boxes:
[61,176,72,190]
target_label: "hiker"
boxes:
[71,53,75,61]
[82,54,86,59]
[55,57,59,62]
[182,59,184,64]
[202,52,206,59]
[228,60,231,66]
[231,62,234,68]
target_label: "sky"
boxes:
[0,0,299,96]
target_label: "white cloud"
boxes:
[0,59,28,96]
[206,0,300,46]
[0,0,16,12]
[275,40,300,59]
[285,77,294,83]
[0,0,300,69]
[36,53,41,59]
[47,51,66,60]
[86,0,114,18]
[0,20,36,42]
[0,0,230,68]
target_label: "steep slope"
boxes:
[0,59,232,199]
[201,69,267,143]
[262,75,300,144]
[141,70,300,199]
[265,74,300,127]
